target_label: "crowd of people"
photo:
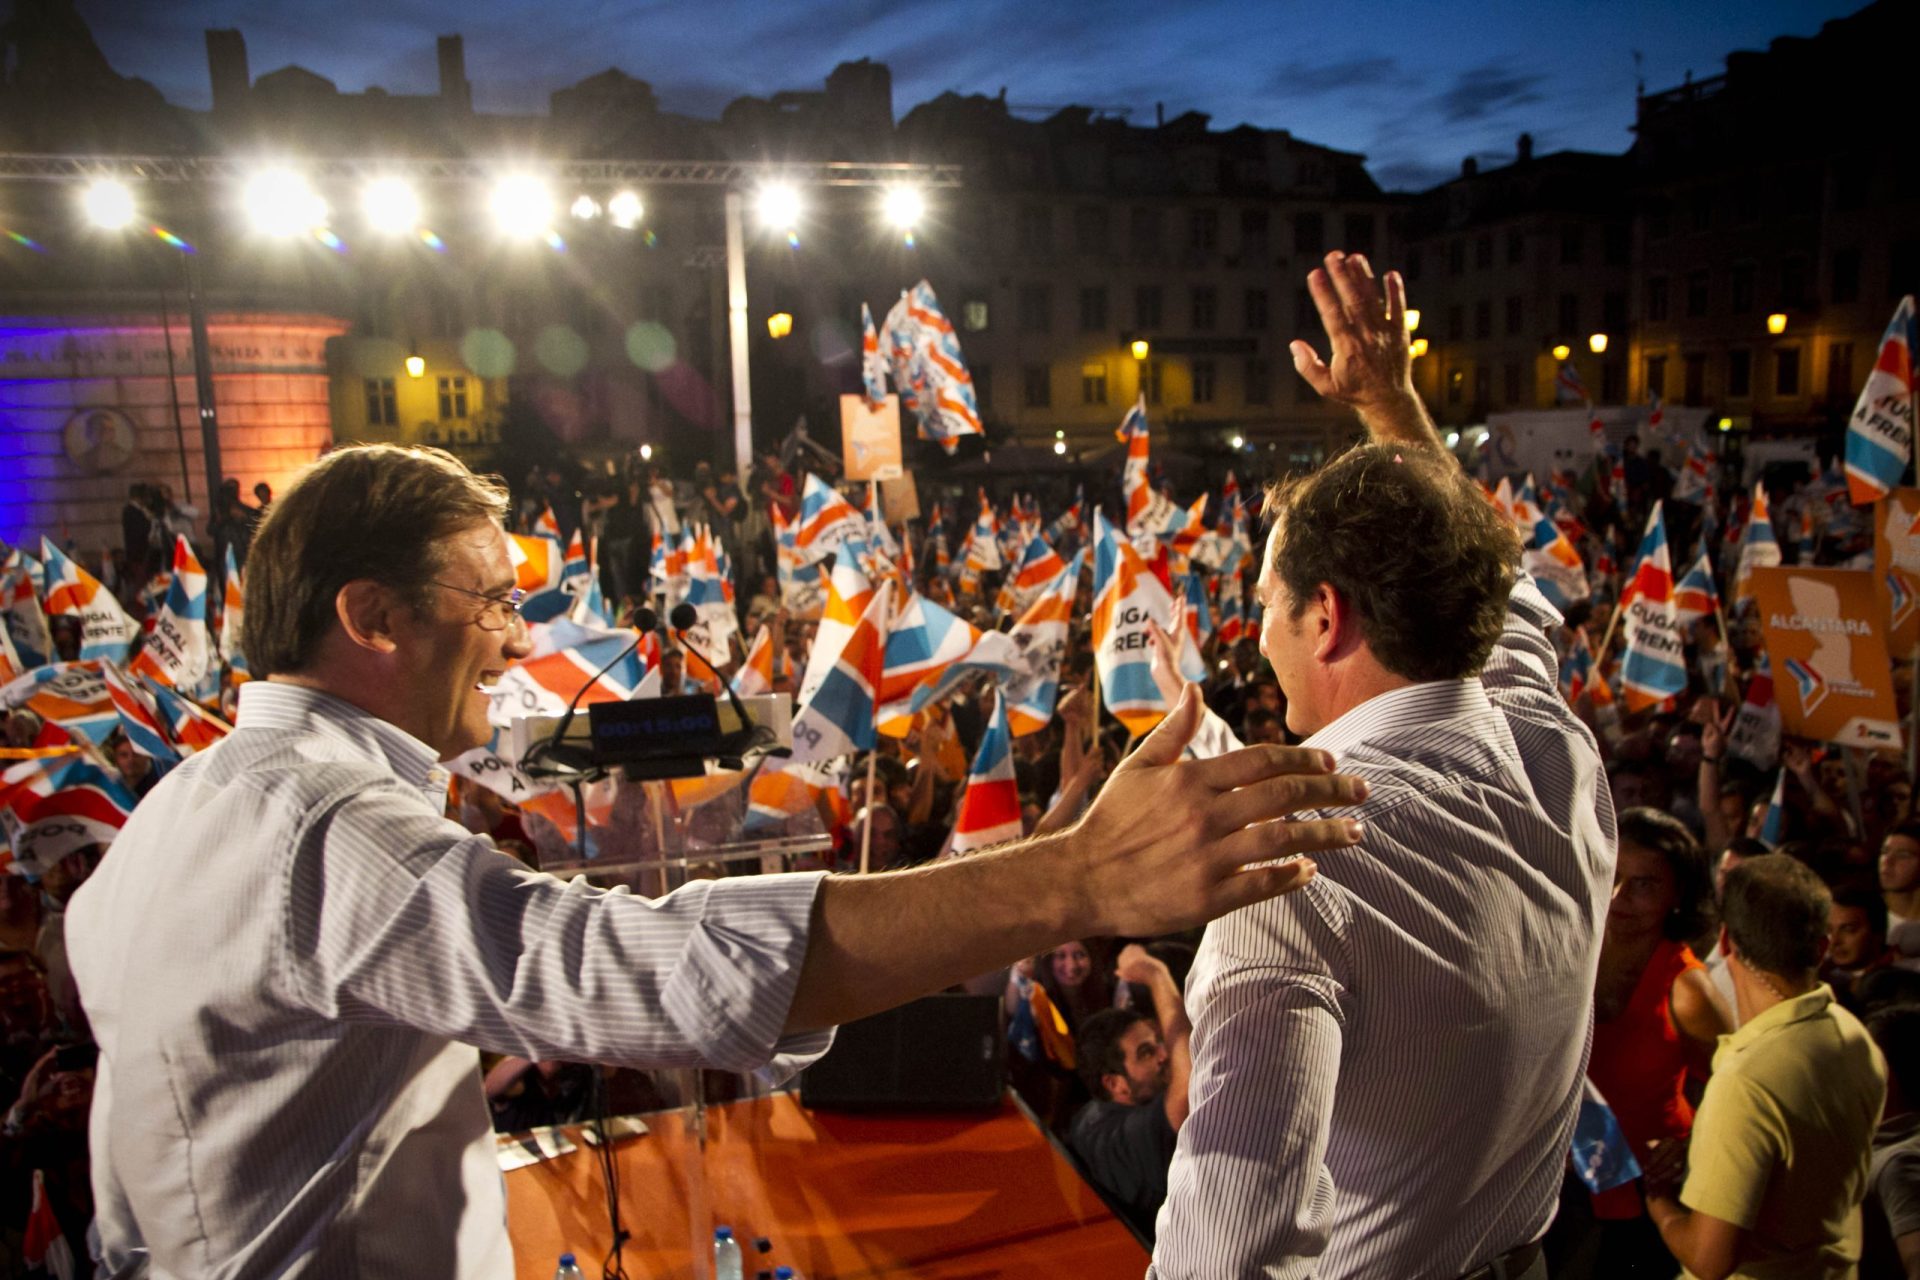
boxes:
[3,248,1917,1277]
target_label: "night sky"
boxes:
[79,0,1860,190]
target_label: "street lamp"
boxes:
[1404,308,1421,332]
[1052,440,1067,456]
[80,178,136,230]
[1588,333,1609,354]
[1767,312,1788,335]
[1410,337,1430,358]
[1551,343,1572,361]
[1130,338,1150,361]
[405,344,425,379]
[766,311,794,339]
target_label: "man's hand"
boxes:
[1065,684,1366,937]
[1116,943,1168,987]
[1641,1134,1689,1199]
[1290,250,1440,448]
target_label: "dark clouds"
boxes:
[1432,63,1548,123]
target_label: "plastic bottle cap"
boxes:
[715,1226,734,1241]
[559,1255,576,1267]
[776,1269,796,1279]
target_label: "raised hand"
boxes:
[1289,250,1438,447]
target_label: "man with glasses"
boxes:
[65,443,1369,1277]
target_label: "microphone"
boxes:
[524,606,658,777]
[670,602,777,762]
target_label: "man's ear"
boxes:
[1312,582,1353,662]
[335,580,405,656]
[1101,1072,1130,1105]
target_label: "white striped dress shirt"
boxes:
[67,682,829,1279]
[1152,579,1617,1278]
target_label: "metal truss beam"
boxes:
[0,154,962,188]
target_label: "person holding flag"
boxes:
[66,443,1368,1278]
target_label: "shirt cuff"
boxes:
[660,870,832,1079]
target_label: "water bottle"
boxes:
[714,1226,744,1280]
[553,1253,585,1280]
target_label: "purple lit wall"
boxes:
[0,314,349,560]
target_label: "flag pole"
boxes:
[1593,600,1625,669]
[859,579,893,877]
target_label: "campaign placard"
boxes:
[1752,566,1902,750]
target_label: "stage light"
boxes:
[1404,308,1421,332]
[1767,312,1788,335]
[362,179,421,234]
[1588,332,1609,354]
[608,190,643,229]
[756,183,802,231]
[1446,431,1461,448]
[490,175,554,240]
[570,195,602,221]
[767,312,794,339]
[1551,343,1572,361]
[882,186,925,230]
[243,169,327,237]
[81,179,136,230]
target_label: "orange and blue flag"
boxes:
[1619,502,1688,712]
[877,592,982,737]
[1092,511,1174,735]
[1116,397,1152,531]
[129,536,212,689]
[951,692,1024,854]
[1845,295,1916,506]
[41,539,138,662]
[790,583,889,764]
[1672,551,1721,626]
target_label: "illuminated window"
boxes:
[438,375,469,420]
[962,300,989,332]
[1081,364,1108,406]
[364,377,397,427]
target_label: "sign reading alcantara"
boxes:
[1751,566,1903,750]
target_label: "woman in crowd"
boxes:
[1551,807,1734,1276]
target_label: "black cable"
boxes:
[524,607,656,780]
[589,1067,632,1279]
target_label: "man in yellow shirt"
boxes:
[1645,854,1887,1279]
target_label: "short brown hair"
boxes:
[242,445,510,676]
[1722,853,1832,976]
[1264,444,1518,682]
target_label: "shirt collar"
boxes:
[236,681,449,800]
[1719,983,1835,1057]
[1302,678,1493,759]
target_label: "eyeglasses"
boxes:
[429,581,527,632]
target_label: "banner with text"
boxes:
[1874,488,1920,657]
[1752,566,1903,750]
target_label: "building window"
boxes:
[1245,288,1269,331]
[1685,270,1710,318]
[963,300,989,332]
[1775,348,1801,397]
[1831,248,1862,305]
[1192,359,1217,404]
[1079,286,1108,332]
[1447,305,1464,340]
[1604,292,1628,332]
[973,364,992,409]
[1474,300,1492,340]
[1191,285,1218,331]
[1130,206,1163,256]
[1557,293,1579,333]
[1448,239,1465,275]
[1294,211,1325,257]
[1475,235,1493,270]
[1474,365,1491,410]
[1022,364,1051,408]
[1082,363,1108,406]
[1646,277,1669,323]
[1074,205,1109,255]
[1343,213,1376,256]
[1505,295,1524,336]
[1506,229,1525,265]
[1241,208,1269,257]
[1143,360,1163,405]
[1135,285,1163,329]
[1827,343,1855,402]
[1245,357,1271,406]
[1728,349,1752,398]
[1782,256,1810,308]
[1017,205,1050,254]
[437,376,468,420]
[1603,224,1630,267]
[1503,362,1522,406]
[1560,226,1583,265]
[1601,360,1623,404]
[1729,263,1754,314]
[1645,355,1667,400]
[1018,284,1051,333]
[1189,208,1219,252]
[1447,367,1465,404]
[1684,354,1705,404]
[364,377,397,427]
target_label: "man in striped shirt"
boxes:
[1149,252,1617,1279]
[67,444,1369,1278]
